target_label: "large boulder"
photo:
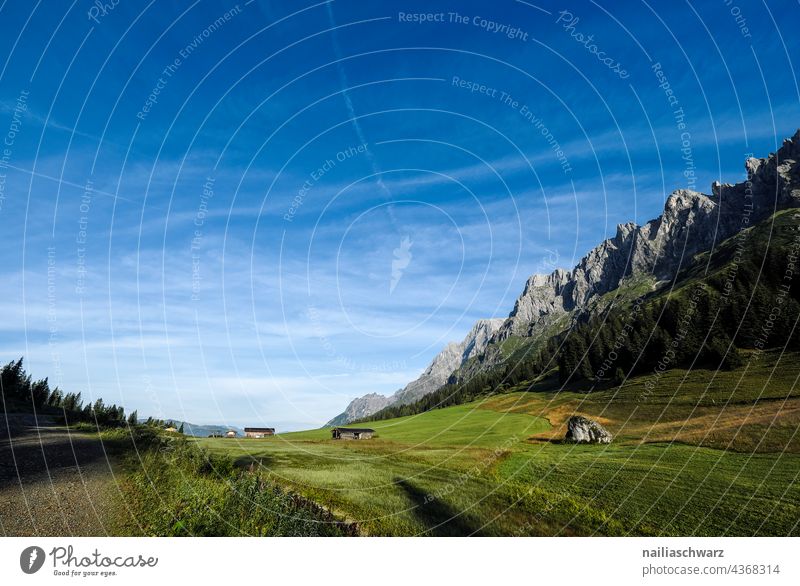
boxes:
[565,416,612,444]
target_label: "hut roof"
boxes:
[333,427,375,433]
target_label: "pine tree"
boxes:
[30,378,50,408]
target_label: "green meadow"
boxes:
[193,349,800,536]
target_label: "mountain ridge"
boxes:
[328,129,800,424]
[448,129,800,383]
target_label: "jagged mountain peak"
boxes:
[326,317,504,425]
[461,318,505,361]
[326,392,394,427]
[485,128,800,353]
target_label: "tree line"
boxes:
[0,357,179,430]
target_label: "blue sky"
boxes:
[0,0,798,430]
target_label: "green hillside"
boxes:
[196,346,800,536]
[281,403,549,446]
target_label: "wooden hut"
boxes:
[244,427,275,438]
[331,427,374,440]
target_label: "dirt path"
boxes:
[0,414,125,536]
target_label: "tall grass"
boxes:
[116,432,355,536]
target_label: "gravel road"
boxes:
[0,414,125,536]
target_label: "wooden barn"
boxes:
[244,427,275,438]
[331,427,374,440]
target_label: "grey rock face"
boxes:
[392,318,505,406]
[493,130,800,344]
[326,393,394,427]
[390,342,462,407]
[565,415,612,444]
[326,319,504,425]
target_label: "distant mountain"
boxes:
[167,421,244,437]
[326,394,393,427]
[326,318,504,425]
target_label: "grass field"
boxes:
[192,349,800,536]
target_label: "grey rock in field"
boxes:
[326,318,504,425]
[565,416,613,444]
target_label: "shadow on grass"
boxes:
[394,477,484,536]
[233,454,277,470]
[526,437,566,445]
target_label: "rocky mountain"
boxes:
[392,318,504,405]
[448,129,800,381]
[326,318,503,425]
[169,421,244,437]
[326,393,393,427]
[329,129,800,423]
[504,133,797,333]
